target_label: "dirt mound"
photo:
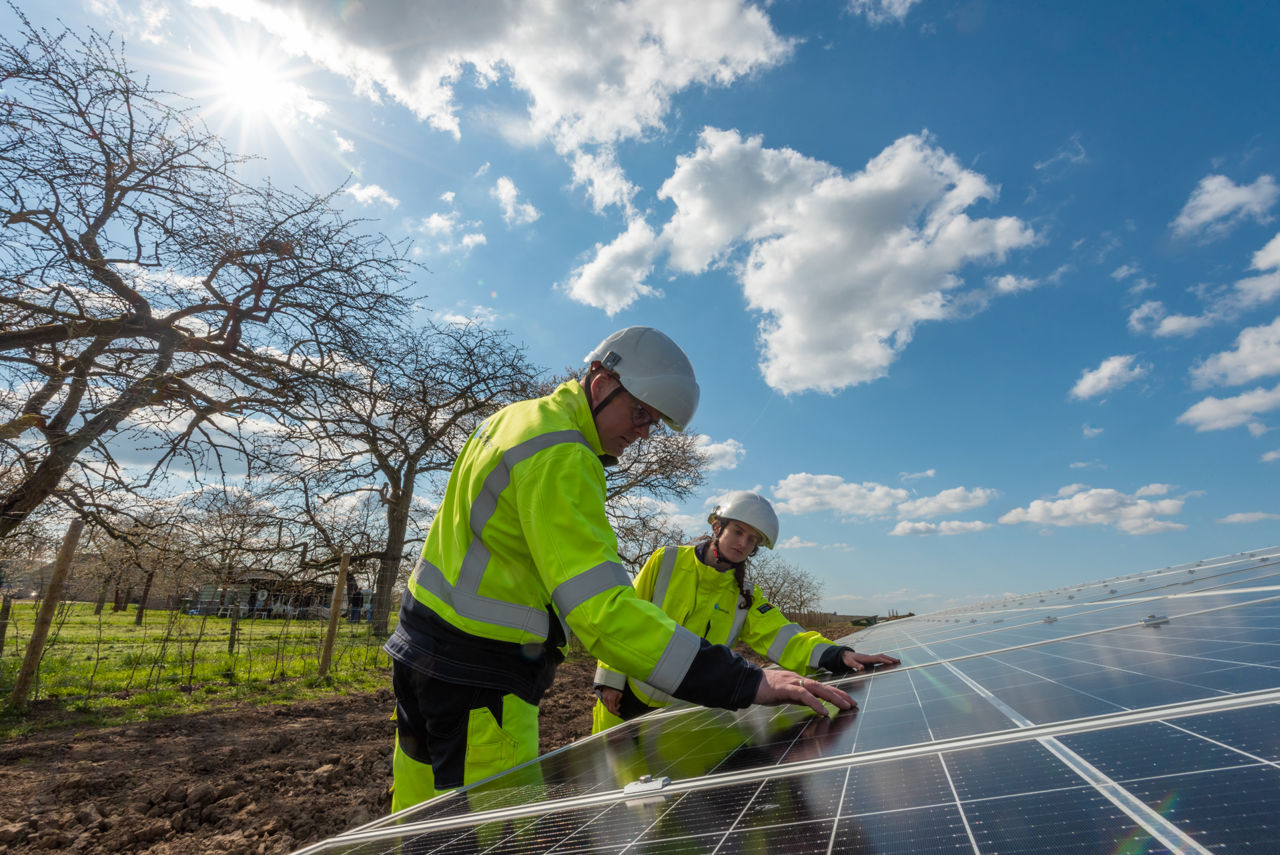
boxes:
[0,658,597,855]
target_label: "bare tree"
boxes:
[605,430,707,572]
[748,552,824,615]
[0,13,407,541]
[179,484,296,596]
[262,322,539,635]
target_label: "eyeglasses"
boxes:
[625,392,661,429]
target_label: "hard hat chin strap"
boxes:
[584,365,626,418]
[708,525,753,610]
[590,384,624,419]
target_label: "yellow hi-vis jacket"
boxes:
[384,380,761,709]
[594,544,842,709]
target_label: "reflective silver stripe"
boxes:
[810,642,834,668]
[553,561,630,617]
[630,676,674,706]
[457,429,592,595]
[650,547,678,606]
[767,623,803,662]
[413,556,549,635]
[416,428,592,635]
[594,666,626,690]
[726,604,749,646]
[645,624,702,694]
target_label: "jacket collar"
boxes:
[555,380,612,465]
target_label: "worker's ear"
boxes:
[586,365,620,399]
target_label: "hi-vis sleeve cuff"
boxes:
[594,665,626,690]
[766,623,803,663]
[645,624,702,693]
[810,641,836,669]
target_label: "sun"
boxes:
[174,22,326,150]
[212,51,302,123]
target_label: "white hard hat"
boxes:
[585,326,699,431]
[708,491,779,549]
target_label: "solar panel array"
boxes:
[295,546,1280,853]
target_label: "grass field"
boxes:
[0,600,392,738]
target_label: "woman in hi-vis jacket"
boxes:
[592,491,900,733]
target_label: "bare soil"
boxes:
[0,658,598,855]
[0,624,859,854]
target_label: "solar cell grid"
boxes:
[295,547,1280,854]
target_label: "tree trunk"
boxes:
[371,494,413,637]
[228,604,239,655]
[134,570,155,626]
[7,519,84,710]
[93,576,110,615]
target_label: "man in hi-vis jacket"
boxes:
[384,326,853,811]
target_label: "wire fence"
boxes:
[0,599,389,719]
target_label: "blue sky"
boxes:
[29,0,1280,615]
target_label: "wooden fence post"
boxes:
[7,519,84,711]
[318,553,349,679]
[0,593,12,658]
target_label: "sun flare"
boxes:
[177,24,326,147]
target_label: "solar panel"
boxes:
[294,546,1280,854]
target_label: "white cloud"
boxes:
[1069,459,1105,470]
[1069,355,1150,400]
[989,274,1039,294]
[1033,133,1088,173]
[1177,382,1280,432]
[693,435,746,471]
[434,305,498,326]
[1235,234,1280,309]
[899,468,935,482]
[847,0,921,25]
[1263,449,1280,462]
[561,218,661,315]
[998,484,1187,535]
[1082,423,1104,438]
[1255,233,1280,271]
[1128,236,1280,338]
[1171,174,1279,240]
[570,148,639,215]
[201,0,792,203]
[334,132,355,153]
[577,130,1033,392]
[896,486,997,519]
[773,473,908,518]
[345,182,400,208]
[491,177,540,226]
[777,536,817,549]
[1191,316,1280,388]
[1126,301,1214,338]
[1111,263,1139,281]
[414,209,486,255]
[1128,277,1156,297]
[890,520,992,536]
[89,0,169,43]
[1218,512,1280,524]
